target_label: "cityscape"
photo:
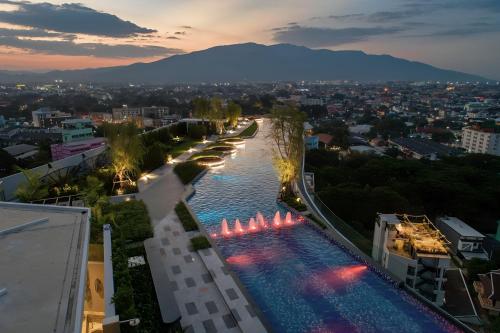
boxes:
[0,1,500,333]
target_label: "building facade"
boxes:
[461,124,500,156]
[436,216,488,261]
[372,214,451,305]
[62,119,94,143]
[32,108,72,128]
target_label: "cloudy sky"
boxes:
[0,0,499,78]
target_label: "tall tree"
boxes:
[104,122,144,193]
[209,97,225,134]
[226,101,242,128]
[268,103,306,195]
[193,97,210,124]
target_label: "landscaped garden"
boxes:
[175,201,199,231]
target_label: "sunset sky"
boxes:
[0,0,499,79]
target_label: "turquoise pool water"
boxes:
[188,121,461,333]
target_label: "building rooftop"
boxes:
[438,216,484,238]
[383,214,450,256]
[0,202,90,333]
[3,143,37,157]
[390,137,459,157]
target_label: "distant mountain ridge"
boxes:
[0,43,487,83]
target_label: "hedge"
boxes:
[190,235,211,251]
[175,201,199,231]
[239,121,258,137]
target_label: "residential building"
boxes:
[473,269,500,316]
[32,107,72,128]
[372,214,451,305]
[0,202,91,333]
[112,106,171,127]
[461,123,500,156]
[3,143,38,160]
[50,137,106,161]
[62,118,94,143]
[436,216,488,261]
[389,137,460,160]
[112,106,142,122]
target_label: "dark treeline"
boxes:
[306,150,500,237]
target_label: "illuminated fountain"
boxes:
[273,211,282,227]
[234,219,245,234]
[221,218,231,236]
[256,212,267,229]
[248,218,258,232]
[213,211,302,239]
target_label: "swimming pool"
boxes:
[188,121,461,333]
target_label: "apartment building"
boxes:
[372,213,451,305]
[461,123,500,156]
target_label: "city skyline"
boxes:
[0,0,499,79]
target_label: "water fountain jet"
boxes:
[235,219,245,234]
[285,212,293,225]
[273,211,282,227]
[256,212,267,228]
[248,218,258,232]
[221,218,231,236]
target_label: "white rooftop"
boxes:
[439,216,484,238]
[379,213,401,225]
[0,202,90,333]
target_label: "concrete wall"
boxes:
[0,145,107,201]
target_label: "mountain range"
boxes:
[0,43,487,83]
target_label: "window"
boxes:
[407,266,416,275]
[406,278,414,287]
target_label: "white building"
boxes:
[0,202,91,333]
[461,125,500,156]
[372,214,451,305]
[436,216,488,262]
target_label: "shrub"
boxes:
[190,235,211,250]
[142,141,168,172]
[174,161,206,184]
[175,202,199,231]
[103,200,153,242]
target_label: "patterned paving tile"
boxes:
[161,238,170,246]
[231,308,241,322]
[222,313,237,329]
[171,265,181,275]
[202,273,213,283]
[185,302,198,315]
[225,288,239,300]
[184,254,194,263]
[173,247,181,255]
[202,319,217,333]
[185,277,196,288]
[205,301,219,314]
[170,280,179,291]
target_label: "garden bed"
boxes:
[175,201,199,231]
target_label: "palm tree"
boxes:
[15,168,49,202]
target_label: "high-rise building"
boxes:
[372,214,451,305]
[461,123,500,156]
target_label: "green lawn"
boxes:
[173,161,207,184]
[238,121,258,137]
[170,138,200,158]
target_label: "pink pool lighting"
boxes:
[304,265,368,294]
[214,211,303,239]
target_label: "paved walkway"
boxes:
[153,211,242,333]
